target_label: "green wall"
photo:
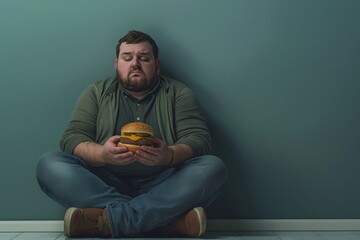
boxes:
[1,0,359,220]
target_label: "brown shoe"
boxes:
[64,207,111,238]
[168,207,207,237]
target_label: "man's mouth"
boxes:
[129,70,142,76]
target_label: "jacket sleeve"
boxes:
[59,84,99,153]
[174,86,211,156]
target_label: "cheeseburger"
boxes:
[117,122,155,152]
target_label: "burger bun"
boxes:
[117,142,142,153]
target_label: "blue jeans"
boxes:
[36,151,227,237]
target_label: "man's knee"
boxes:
[186,155,228,186]
[37,152,58,178]
[36,151,77,184]
[203,155,228,184]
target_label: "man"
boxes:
[36,30,227,238]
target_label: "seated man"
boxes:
[36,30,227,238]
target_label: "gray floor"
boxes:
[1,231,360,240]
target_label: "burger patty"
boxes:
[119,137,155,147]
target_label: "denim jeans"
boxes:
[36,151,227,237]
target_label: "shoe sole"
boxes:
[193,207,207,237]
[64,207,78,237]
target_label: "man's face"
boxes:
[115,42,160,93]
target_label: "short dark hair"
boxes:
[116,30,159,59]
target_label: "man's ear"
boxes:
[156,58,160,74]
[114,58,118,69]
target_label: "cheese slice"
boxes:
[122,134,143,141]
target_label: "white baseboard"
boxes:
[1,219,360,232]
[207,219,360,231]
[0,221,62,232]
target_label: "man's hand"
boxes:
[134,137,173,166]
[100,136,136,166]
[73,136,135,167]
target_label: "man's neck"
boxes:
[121,78,159,100]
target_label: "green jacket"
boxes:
[60,75,211,157]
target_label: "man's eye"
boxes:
[139,56,150,62]
[123,56,132,61]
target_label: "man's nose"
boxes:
[130,57,140,68]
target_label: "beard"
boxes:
[116,69,157,93]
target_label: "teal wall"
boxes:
[1,0,359,220]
